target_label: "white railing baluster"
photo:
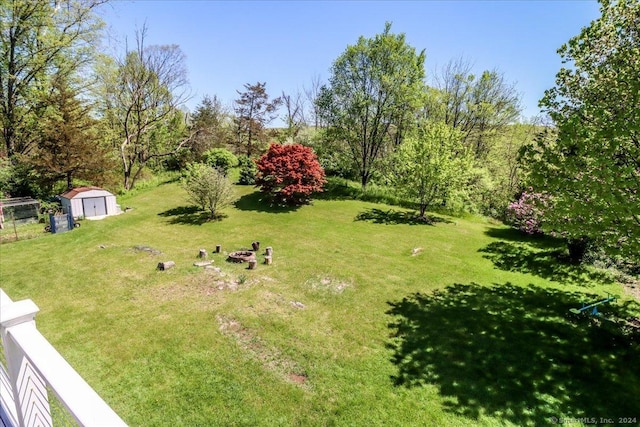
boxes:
[0,352,19,427]
[0,289,127,427]
[0,297,50,427]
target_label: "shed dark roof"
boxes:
[60,186,111,199]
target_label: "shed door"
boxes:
[82,197,107,217]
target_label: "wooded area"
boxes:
[0,0,637,265]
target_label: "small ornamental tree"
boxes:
[391,121,471,218]
[255,143,326,205]
[506,190,550,235]
[183,163,236,220]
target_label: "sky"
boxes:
[100,0,602,124]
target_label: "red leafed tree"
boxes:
[256,143,326,205]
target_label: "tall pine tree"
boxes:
[28,74,112,190]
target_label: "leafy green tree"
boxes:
[183,163,235,220]
[0,0,105,158]
[318,22,426,189]
[471,121,541,218]
[308,129,355,179]
[391,121,471,218]
[99,29,192,190]
[523,0,640,262]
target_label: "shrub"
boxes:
[203,148,238,175]
[237,155,257,185]
[255,143,326,205]
[183,163,235,219]
[506,190,549,234]
[0,157,14,197]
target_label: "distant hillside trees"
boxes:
[280,89,307,142]
[425,58,521,160]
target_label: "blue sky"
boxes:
[101,1,601,124]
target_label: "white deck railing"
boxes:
[0,289,127,427]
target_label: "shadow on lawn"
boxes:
[479,240,613,286]
[234,191,299,214]
[485,227,566,250]
[355,208,452,226]
[157,205,220,225]
[386,283,640,426]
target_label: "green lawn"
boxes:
[1,181,638,426]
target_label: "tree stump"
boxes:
[252,241,260,251]
[157,261,175,271]
[199,249,208,258]
[215,245,222,253]
[265,247,273,256]
[248,259,257,270]
[264,256,272,265]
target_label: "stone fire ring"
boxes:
[227,251,256,263]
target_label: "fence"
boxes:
[0,289,127,427]
[0,199,40,225]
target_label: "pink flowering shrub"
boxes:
[507,190,549,235]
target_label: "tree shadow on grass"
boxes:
[479,240,613,286]
[234,191,300,214]
[354,208,452,226]
[316,178,416,210]
[157,205,221,225]
[314,179,361,201]
[387,283,640,426]
[485,227,566,250]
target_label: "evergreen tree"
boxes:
[28,74,112,191]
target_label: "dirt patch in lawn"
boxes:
[306,275,353,294]
[148,270,252,303]
[132,245,162,255]
[217,315,309,388]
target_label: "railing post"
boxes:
[0,296,52,427]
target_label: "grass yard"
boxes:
[1,180,639,426]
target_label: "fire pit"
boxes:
[227,250,256,263]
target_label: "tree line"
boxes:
[1,0,637,265]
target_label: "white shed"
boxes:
[59,187,120,219]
